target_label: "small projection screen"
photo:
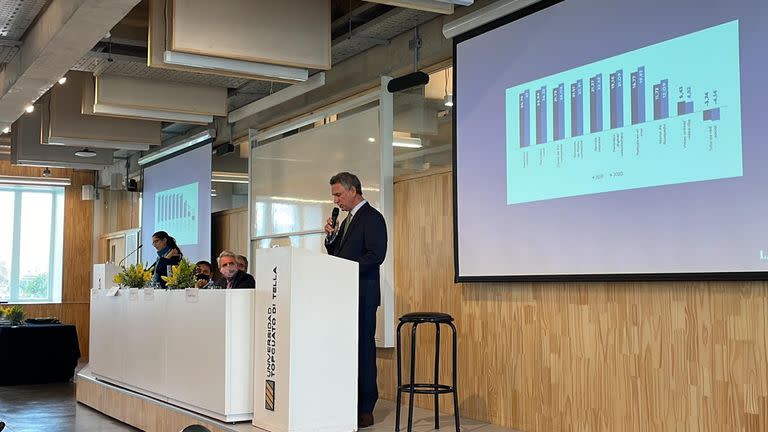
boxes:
[141,143,212,264]
[454,0,768,281]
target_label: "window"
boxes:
[0,185,65,303]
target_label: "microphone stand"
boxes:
[119,244,143,267]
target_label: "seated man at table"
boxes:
[214,251,255,289]
[194,260,216,289]
[235,254,249,273]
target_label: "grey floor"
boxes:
[0,378,521,432]
[0,381,138,432]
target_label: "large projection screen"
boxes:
[141,143,212,265]
[454,0,768,281]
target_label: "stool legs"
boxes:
[450,322,460,432]
[407,322,418,432]
[434,323,440,429]
[395,321,405,432]
[395,319,459,432]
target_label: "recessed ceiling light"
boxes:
[58,77,67,85]
[74,148,97,158]
[25,105,34,113]
[367,137,376,142]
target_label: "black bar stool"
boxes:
[396,312,459,432]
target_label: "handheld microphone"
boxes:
[325,207,340,245]
[119,244,143,267]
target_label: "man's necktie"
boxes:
[340,212,353,245]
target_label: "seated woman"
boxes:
[150,231,182,288]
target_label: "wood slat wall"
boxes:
[1,160,94,358]
[378,170,768,432]
[211,207,249,262]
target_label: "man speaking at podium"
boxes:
[324,172,387,429]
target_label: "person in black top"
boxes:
[150,231,182,288]
[214,251,255,289]
[323,172,387,429]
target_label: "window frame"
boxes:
[0,184,64,303]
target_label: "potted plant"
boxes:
[113,262,153,288]
[5,305,25,326]
[162,258,196,289]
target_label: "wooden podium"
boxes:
[253,247,359,432]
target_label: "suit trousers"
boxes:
[359,304,379,414]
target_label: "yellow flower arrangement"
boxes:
[2,305,25,324]
[113,262,153,288]
[162,258,196,289]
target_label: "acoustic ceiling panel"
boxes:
[46,71,161,150]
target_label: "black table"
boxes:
[0,323,81,385]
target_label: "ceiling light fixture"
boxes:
[58,77,67,85]
[74,148,97,158]
[211,171,249,184]
[2,127,9,134]
[393,136,423,148]
[368,137,376,142]
[164,51,309,83]
[444,94,454,107]
[138,129,216,166]
[25,105,34,113]
[0,175,71,187]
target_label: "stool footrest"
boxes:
[397,383,455,395]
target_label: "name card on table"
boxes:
[129,288,139,301]
[185,288,199,303]
[144,287,154,301]
[106,286,120,297]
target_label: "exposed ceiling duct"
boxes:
[0,0,143,132]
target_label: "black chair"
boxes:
[396,312,459,432]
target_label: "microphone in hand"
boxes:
[325,207,340,245]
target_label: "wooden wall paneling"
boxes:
[211,207,248,260]
[379,170,768,432]
[63,169,95,303]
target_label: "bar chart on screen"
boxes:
[154,182,199,245]
[504,20,742,205]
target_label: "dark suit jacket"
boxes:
[214,270,255,289]
[325,202,387,306]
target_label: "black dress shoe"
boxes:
[358,412,374,428]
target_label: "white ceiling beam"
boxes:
[228,73,326,124]
[0,0,142,131]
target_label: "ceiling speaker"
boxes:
[387,71,429,93]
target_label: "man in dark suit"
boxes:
[324,172,387,429]
[215,250,255,288]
